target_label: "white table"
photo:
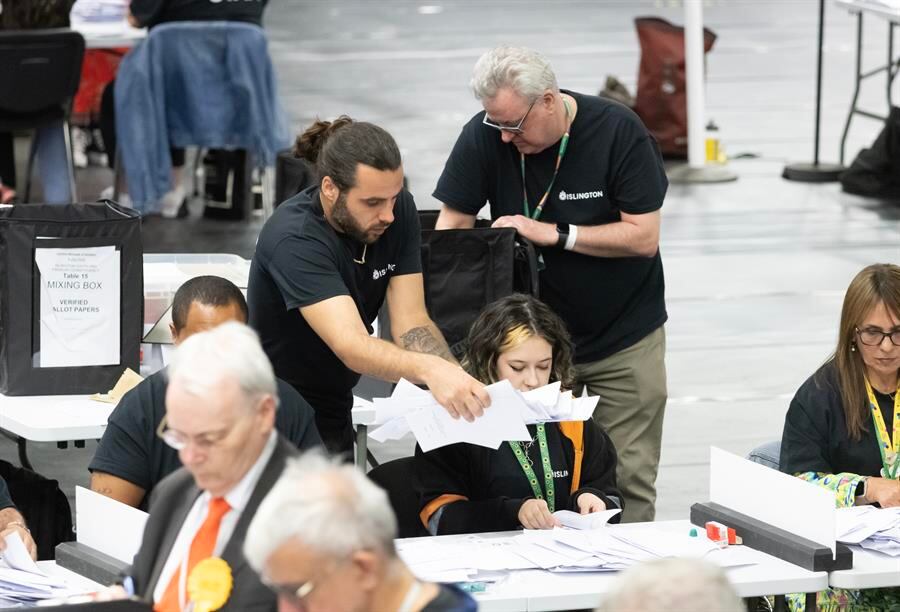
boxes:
[0,394,116,469]
[834,0,900,165]
[351,400,377,468]
[829,545,900,590]
[71,18,146,49]
[400,521,829,612]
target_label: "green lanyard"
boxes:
[520,100,571,221]
[508,424,555,512]
[865,377,900,479]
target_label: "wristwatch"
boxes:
[857,477,869,499]
[555,223,570,249]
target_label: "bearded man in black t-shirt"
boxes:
[434,46,668,523]
[248,118,490,454]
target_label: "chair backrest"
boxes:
[746,440,781,471]
[420,227,540,350]
[0,29,85,114]
[367,457,428,538]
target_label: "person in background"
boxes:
[0,476,37,560]
[781,263,900,610]
[433,46,668,523]
[98,0,269,216]
[0,0,77,205]
[595,558,744,612]
[415,294,621,535]
[89,275,319,509]
[244,452,476,612]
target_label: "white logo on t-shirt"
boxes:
[372,263,396,280]
[558,189,603,202]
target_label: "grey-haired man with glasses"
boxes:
[128,322,294,612]
[435,46,668,523]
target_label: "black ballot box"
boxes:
[0,201,143,395]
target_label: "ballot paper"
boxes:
[836,506,900,555]
[0,533,71,606]
[369,380,600,451]
[552,509,622,530]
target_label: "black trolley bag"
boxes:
[419,227,540,354]
[0,201,142,395]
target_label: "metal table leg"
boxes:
[355,424,367,469]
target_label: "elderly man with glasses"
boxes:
[127,322,295,612]
[434,46,669,523]
[244,452,476,612]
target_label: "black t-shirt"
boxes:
[0,476,14,511]
[434,91,668,363]
[781,361,891,478]
[89,368,321,507]
[130,0,267,28]
[247,186,422,404]
[415,419,621,535]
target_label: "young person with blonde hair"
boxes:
[414,294,621,535]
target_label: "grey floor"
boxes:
[8,0,900,521]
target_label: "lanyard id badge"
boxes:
[865,378,900,479]
[508,424,555,512]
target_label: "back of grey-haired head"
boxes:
[470,46,558,102]
[596,558,744,612]
[167,321,277,408]
[244,452,398,573]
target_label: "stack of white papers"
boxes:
[369,380,599,452]
[836,506,900,555]
[397,523,763,583]
[0,533,73,607]
[71,0,128,22]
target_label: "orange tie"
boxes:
[155,497,232,612]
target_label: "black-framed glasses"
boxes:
[855,326,900,347]
[482,98,537,134]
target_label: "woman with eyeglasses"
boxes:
[414,294,622,535]
[780,263,900,610]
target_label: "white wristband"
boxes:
[564,225,578,251]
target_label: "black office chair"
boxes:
[0,29,85,203]
[367,457,429,538]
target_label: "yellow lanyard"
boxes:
[864,378,900,479]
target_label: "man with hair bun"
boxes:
[249,117,490,454]
[435,46,669,522]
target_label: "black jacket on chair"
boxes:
[128,435,296,612]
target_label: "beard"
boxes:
[331,191,387,244]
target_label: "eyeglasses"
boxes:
[262,560,344,609]
[155,415,234,451]
[482,98,537,134]
[855,326,900,347]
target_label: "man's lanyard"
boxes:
[521,100,572,221]
[508,424,555,512]
[865,377,900,479]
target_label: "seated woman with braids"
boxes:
[414,293,622,535]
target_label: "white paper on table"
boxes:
[35,246,120,368]
[705,545,767,569]
[710,447,837,558]
[553,508,622,530]
[835,506,900,544]
[75,486,148,563]
[608,526,718,559]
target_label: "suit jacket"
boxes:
[129,435,295,611]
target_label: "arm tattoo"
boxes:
[400,326,455,362]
